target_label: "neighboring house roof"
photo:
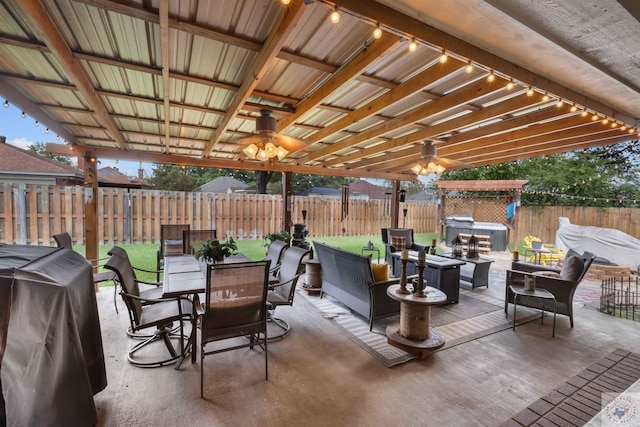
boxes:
[308,187,342,197]
[348,180,390,200]
[0,141,83,185]
[407,191,438,201]
[97,166,147,188]
[197,176,249,193]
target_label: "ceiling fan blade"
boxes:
[434,157,470,169]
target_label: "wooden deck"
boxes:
[93,252,640,426]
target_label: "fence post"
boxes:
[13,186,27,244]
[124,190,131,244]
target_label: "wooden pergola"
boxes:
[435,180,529,251]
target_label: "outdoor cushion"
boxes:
[388,229,413,247]
[372,262,389,282]
[390,235,407,250]
[560,255,584,282]
[164,239,183,257]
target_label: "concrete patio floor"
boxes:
[93,251,638,427]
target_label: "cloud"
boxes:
[8,137,34,150]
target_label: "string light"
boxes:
[408,37,417,52]
[3,100,8,108]
[506,80,514,90]
[556,99,564,107]
[592,114,599,121]
[526,87,534,96]
[330,6,340,24]
[465,61,473,73]
[581,110,588,117]
[570,105,578,112]
[439,49,448,64]
[45,128,49,134]
[542,93,550,102]
[487,71,495,82]
[281,0,290,4]
[372,24,382,39]
[34,120,39,127]
[21,111,26,118]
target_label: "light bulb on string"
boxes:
[21,111,26,118]
[3,100,8,108]
[506,80,514,90]
[330,6,340,24]
[408,37,417,52]
[372,24,382,39]
[465,61,473,73]
[487,71,495,82]
[439,49,448,64]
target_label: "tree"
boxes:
[29,143,74,166]
[440,141,640,207]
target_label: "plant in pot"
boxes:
[263,230,291,248]
[195,237,238,264]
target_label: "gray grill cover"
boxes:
[0,244,106,427]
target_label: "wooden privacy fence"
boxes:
[2,183,639,247]
[0,184,436,245]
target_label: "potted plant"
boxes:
[263,230,291,248]
[195,237,238,264]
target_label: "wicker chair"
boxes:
[505,251,596,327]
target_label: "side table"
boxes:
[302,259,322,295]
[361,246,380,263]
[508,285,557,337]
[385,284,447,359]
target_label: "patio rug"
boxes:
[298,288,540,367]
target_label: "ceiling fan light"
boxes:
[264,142,277,157]
[436,164,446,174]
[256,149,270,162]
[276,146,288,160]
[411,164,423,175]
[243,143,258,159]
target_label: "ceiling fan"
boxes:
[411,141,469,175]
[238,109,306,161]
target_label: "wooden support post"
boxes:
[282,171,292,235]
[391,179,400,228]
[83,153,99,291]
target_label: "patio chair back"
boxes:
[201,260,271,397]
[53,232,72,249]
[105,250,143,324]
[269,246,309,304]
[183,229,218,255]
[263,239,288,275]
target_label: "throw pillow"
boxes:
[390,235,407,251]
[372,262,389,282]
[164,239,183,257]
[560,255,584,282]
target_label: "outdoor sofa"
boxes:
[313,241,409,330]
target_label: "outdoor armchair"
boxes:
[263,239,289,278]
[505,251,596,327]
[156,224,190,280]
[183,229,218,255]
[104,251,193,367]
[108,246,164,316]
[383,228,429,264]
[266,246,309,340]
[199,260,271,398]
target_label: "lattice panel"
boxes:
[443,195,511,224]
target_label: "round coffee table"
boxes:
[385,284,447,359]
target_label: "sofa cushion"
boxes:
[164,239,183,257]
[390,235,407,250]
[372,262,389,282]
[560,255,584,282]
[388,229,413,247]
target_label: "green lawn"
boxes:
[74,232,441,285]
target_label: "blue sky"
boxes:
[1,103,153,177]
